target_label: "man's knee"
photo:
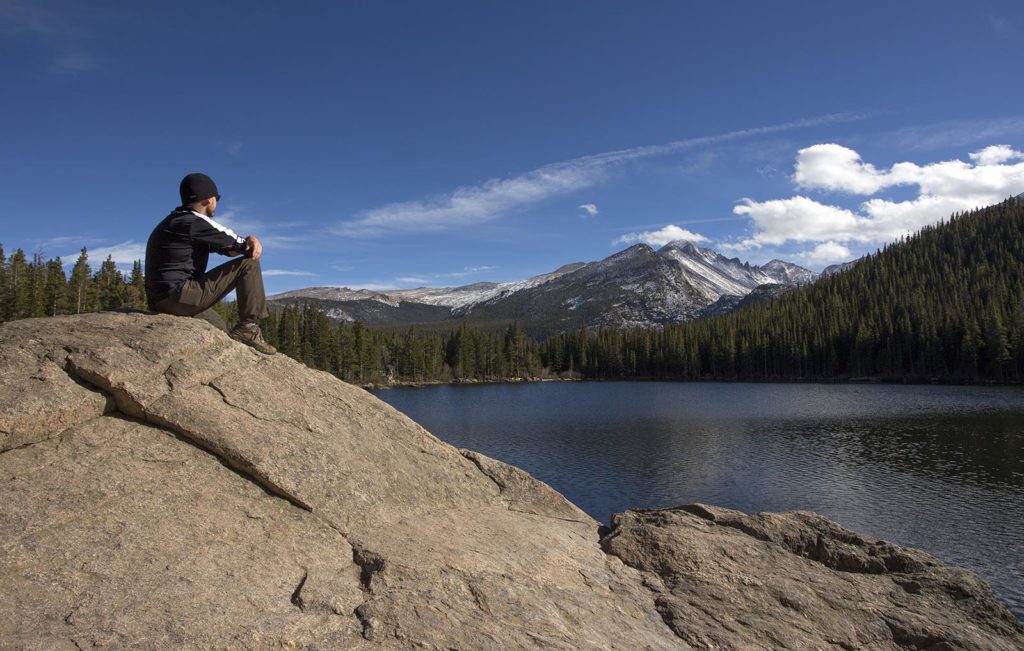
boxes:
[239,257,261,273]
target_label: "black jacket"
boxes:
[145,207,246,307]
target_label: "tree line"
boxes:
[3,197,1023,384]
[0,247,146,320]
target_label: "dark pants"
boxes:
[152,257,268,332]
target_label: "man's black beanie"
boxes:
[179,173,219,205]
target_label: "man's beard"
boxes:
[204,205,216,217]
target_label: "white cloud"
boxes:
[732,197,866,247]
[578,203,599,217]
[795,143,1024,197]
[733,144,1024,250]
[795,241,853,265]
[262,269,316,277]
[793,144,888,194]
[969,144,1024,166]
[614,225,710,248]
[396,276,430,285]
[334,112,870,237]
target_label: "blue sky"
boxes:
[3,1,1024,293]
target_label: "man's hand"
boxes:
[244,235,263,260]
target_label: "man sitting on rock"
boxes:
[145,172,276,355]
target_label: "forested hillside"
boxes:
[3,197,1022,384]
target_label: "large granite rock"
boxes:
[1,313,1021,649]
[602,506,1024,650]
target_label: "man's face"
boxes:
[203,196,218,217]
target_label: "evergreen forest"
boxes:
[2,197,1023,385]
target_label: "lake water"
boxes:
[373,381,1024,618]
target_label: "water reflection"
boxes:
[374,381,1024,617]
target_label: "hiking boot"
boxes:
[230,321,277,355]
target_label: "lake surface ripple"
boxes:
[373,381,1024,618]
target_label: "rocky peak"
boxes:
[659,239,702,255]
[761,259,819,285]
[822,258,861,277]
[607,242,655,260]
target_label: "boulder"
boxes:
[601,505,1024,650]
[1,313,1021,649]
[0,313,673,650]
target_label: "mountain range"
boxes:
[270,240,824,335]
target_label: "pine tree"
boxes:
[128,260,147,309]
[43,257,68,317]
[94,256,124,310]
[26,252,49,318]
[8,249,29,320]
[68,248,93,314]
[0,244,7,321]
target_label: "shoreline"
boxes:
[365,375,1024,390]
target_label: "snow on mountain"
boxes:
[269,263,586,312]
[658,240,769,300]
[270,242,817,332]
[270,286,403,307]
[389,263,588,312]
[656,240,817,302]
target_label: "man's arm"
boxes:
[190,215,246,256]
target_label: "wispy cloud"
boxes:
[394,265,499,287]
[32,234,101,252]
[49,50,99,74]
[0,0,73,36]
[61,240,145,266]
[987,14,1020,36]
[337,282,403,292]
[335,161,605,237]
[674,150,721,176]
[578,203,599,217]
[334,112,873,237]
[437,265,497,278]
[219,140,244,157]
[614,225,710,247]
[263,269,316,277]
[883,116,1024,152]
[1,0,100,75]
[214,208,311,250]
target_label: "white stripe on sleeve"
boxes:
[193,211,245,244]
